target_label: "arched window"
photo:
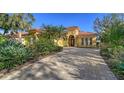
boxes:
[90,38,92,45]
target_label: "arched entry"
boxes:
[69,35,75,47]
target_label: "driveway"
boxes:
[0,47,116,80]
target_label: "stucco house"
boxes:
[6,29,41,45]
[57,26,97,47]
[7,26,97,48]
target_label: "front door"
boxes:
[69,35,75,47]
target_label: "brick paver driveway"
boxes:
[0,47,116,80]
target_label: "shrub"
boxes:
[0,35,63,70]
[101,45,124,79]
[100,48,110,57]
[0,40,32,69]
[53,45,63,52]
[111,60,124,79]
[108,46,124,58]
[101,46,124,58]
[34,37,63,55]
[0,35,6,44]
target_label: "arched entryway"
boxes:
[69,35,75,47]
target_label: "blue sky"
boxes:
[0,13,107,34]
[32,13,107,32]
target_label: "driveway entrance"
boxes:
[0,47,116,80]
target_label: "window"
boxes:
[85,38,88,46]
[90,38,92,45]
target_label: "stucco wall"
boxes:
[77,36,96,47]
[66,30,79,37]
[54,38,64,47]
[56,35,96,47]
[54,29,96,47]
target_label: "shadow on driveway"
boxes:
[1,47,117,80]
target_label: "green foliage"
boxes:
[0,35,7,44]
[41,24,66,40]
[0,15,64,71]
[33,37,63,56]
[0,13,35,34]
[0,40,32,69]
[109,59,124,79]
[100,45,124,79]
[101,46,124,58]
[94,14,124,46]
[0,14,11,34]
[10,13,35,33]
[0,23,64,71]
[32,24,65,55]
[96,14,124,79]
[0,37,62,70]
[24,35,33,46]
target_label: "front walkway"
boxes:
[0,47,116,80]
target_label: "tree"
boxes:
[41,24,65,41]
[0,14,11,34]
[10,13,35,34]
[94,14,124,46]
[0,13,35,35]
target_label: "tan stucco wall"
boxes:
[55,28,97,47]
[54,38,64,47]
[77,36,96,47]
[76,36,81,47]
[66,30,79,37]
[92,36,97,46]
[56,34,96,48]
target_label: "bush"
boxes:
[111,60,124,79]
[53,45,63,52]
[101,46,124,58]
[34,38,63,55]
[0,40,32,69]
[100,48,110,58]
[0,36,63,70]
[108,46,124,58]
[0,35,6,44]
[101,45,124,79]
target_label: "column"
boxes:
[88,38,90,46]
[74,35,76,47]
[84,38,86,46]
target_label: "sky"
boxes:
[0,13,107,34]
[32,13,107,32]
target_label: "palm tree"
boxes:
[41,24,65,40]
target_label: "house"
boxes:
[7,26,97,48]
[56,26,97,47]
[6,29,41,45]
